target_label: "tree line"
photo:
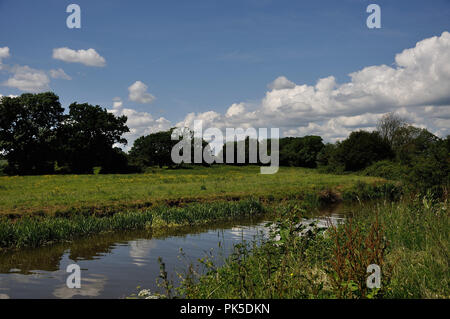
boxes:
[1,93,449,193]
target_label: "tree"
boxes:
[1,93,132,175]
[129,128,212,168]
[58,102,129,173]
[219,137,260,165]
[332,131,393,171]
[129,130,177,168]
[407,137,449,195]
[279,136,324,168]
[376,112,408,146]
[391,126,440,164]
[317,143,337,167]
[0,93,64,174]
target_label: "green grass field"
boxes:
[0,166,384,217]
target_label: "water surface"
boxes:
[0,204,346,299]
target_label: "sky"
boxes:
[0,0,449,150]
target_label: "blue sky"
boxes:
[1,0,449,146]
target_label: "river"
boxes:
[0,204,347,299]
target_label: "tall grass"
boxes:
[369,196,449,298]
[151,199,264,227]
[154,196,448,299]
[0,199,264,249]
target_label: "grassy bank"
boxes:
[154,196,448,299]
[0,199,265,250]
[0,166,400,250]
[0,166,385,217]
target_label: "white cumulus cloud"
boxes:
[112,97,123,109]
[0,46,10,66]
[225,103,246,118]
[176,31,450,141]
[3,65,50,92]
[128,81,155,104]
[108,99,171,150]
[267,76,296,90]
[49,68,72,80]
[52,47,106,67]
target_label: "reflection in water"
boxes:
[129,240,157,267]
[53,274,107,299]
[0,203,352,299]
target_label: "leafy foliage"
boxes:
[331,131,393,171]
[0,93,64,174]
[57,102,129,173]
[279,136,324,168]
[129,128,212,169]
[219,135,324,168]
[0,93,130,174]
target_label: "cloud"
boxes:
[3,65,50,92]
[52,47,106,67]
[175,31,450,141]
[108,100,171,150]
[53,274,107,299]
[49,68,72,80]
[128,81,155,104]
[112,97,123,109]
[0,93,18,98]
[226,103,246,118]
[100,32,450,151]
[0,93,19,103]
[177,110,223,129]
[0,47,10,66]
[267,76,296,90]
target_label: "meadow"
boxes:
[0,166,384,217]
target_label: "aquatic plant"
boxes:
[0,199,264,249]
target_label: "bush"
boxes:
[342,181,403,201]
[360,160,408,181]
[0,160,7,176]
[332,131,393,171]
[406,143,449,196]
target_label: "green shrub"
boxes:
[360,160,408,181]
[342,181,403,201]
[0,160,7,176]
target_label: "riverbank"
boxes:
[165,196,448,299]
[0,199,265,250]
[0,167,402,250]
[0,166,386,218]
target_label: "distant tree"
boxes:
[129,128,211,168]
[100,147,137,174]
[1,93,132,175]
[391,126,440,164]
[0,93,64,174]
[219,137,260,165]
[279,136,324,168]
[129,130,176,168]
[57,102,129,173]
[316,143,337,167]
[297,136,324,168]
[376,112,408,146]
[218,136,323,168]
[333,131,393,171]
[407,137,450,195]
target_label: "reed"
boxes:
[0,199,265,249]
[167,196,448,299]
